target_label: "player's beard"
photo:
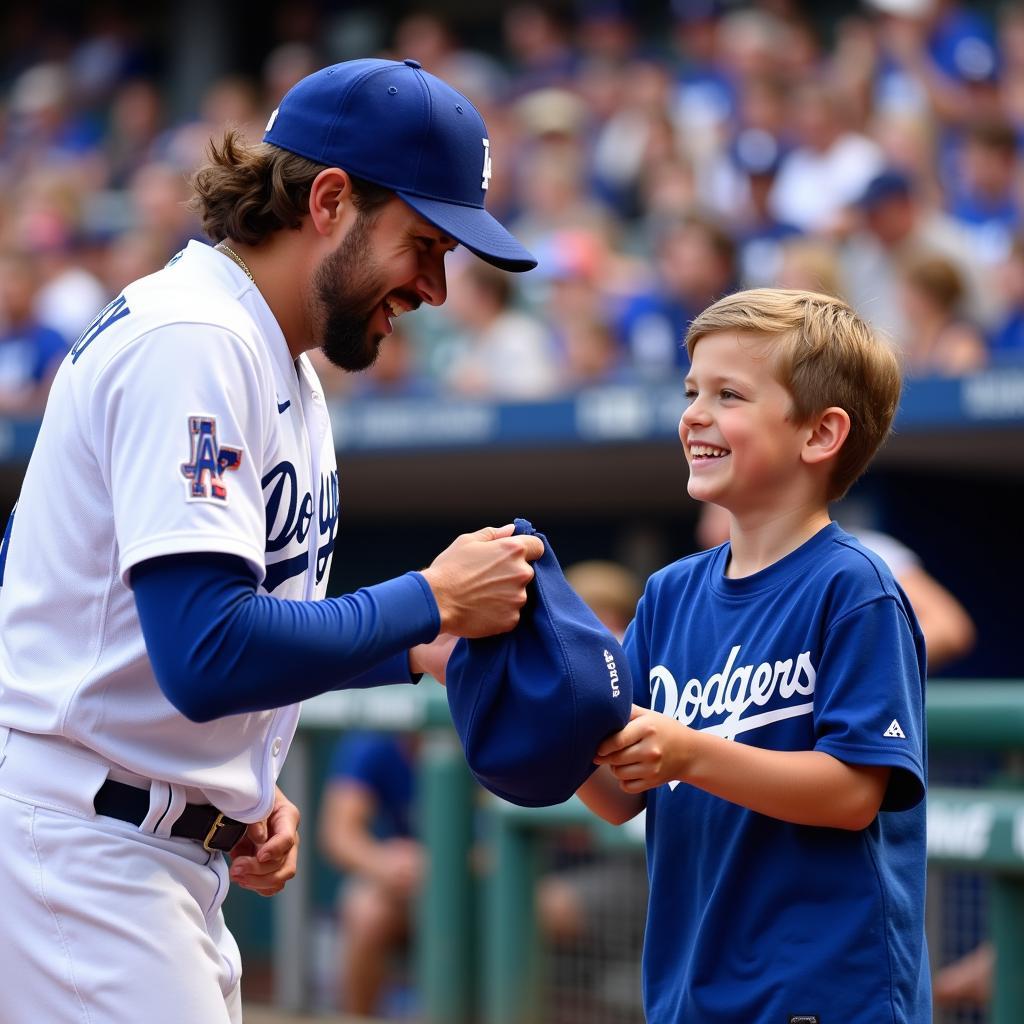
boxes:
[313,213,389,372]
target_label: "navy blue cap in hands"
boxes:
[445,519,633,807]
[264,58,536,272]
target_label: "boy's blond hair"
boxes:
[685,288,901,501]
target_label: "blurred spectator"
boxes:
[533,233,619,386]
[636,154,698,236]
[617,211,738,375]
[261,42,318,109]
[388,12,508,106]
[126,161,197,254]
[441,259,561,399]
[841,168,992,340]
[699,71,791,212]
[669,1,735,157]
[560,316,624,388]
[502,2,578,97]
[154,75,265,174]
[768,81,884,233]
[351,323,433,399]
[775,12,824,82]
[0,248,69,415]
[104,78,164,189]
[100,229,168,295]
[509,125,615,259]
[529,226,647,385]
[776,237,845,298]
[5,61,104,184]
[318,731,421,1017]
[695,501,976,671]
[15,179,109,346]
[897,250,988,375]
[867,109,944,207]
[861,0,1002,127]
[991,233,1024,358]
[591,59,678,217]
[706,124,802,288]
[933,941,995,1009]
[857,0,1005,223]
[574,2,640,66]
[1000,5,1024,135]
[948,116,1022,266]
[1,3,1021,412]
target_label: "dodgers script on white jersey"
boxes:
[0,242,338,820]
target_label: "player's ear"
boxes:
[801,406,850,466]
[307,168,355,237]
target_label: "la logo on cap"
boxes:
[481,138,492,190]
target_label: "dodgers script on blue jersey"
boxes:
[626,523,929,1023]
[0,241,338,821]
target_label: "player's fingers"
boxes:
[256,830,298,864]
[629,704,648,721]
[231,853,292,882]
[247,820,269,845]
[473,523,516,541]
[230,837,257,859]
[233,873,286,897]
[519,536,544,561]
[230,855,268,877]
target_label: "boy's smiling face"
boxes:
[679,330,810,513]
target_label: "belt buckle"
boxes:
[203,812,245,853]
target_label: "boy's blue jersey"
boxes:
[626,522,929,1024]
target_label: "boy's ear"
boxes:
[802,406,850,466]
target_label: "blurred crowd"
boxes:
[2,0,1024,410]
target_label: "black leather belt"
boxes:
[93,778,247,852]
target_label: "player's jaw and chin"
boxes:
[311,211,398,373]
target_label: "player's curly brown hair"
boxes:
[189,128,393,246]
[685,288,902,502]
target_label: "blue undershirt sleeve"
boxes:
[130,552,440,722]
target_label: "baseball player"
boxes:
[0,59,541,1023]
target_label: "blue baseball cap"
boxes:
[857,169,914,209]
[445,519,633,807]
[264,58,537,272]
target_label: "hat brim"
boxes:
[397,192,537,272]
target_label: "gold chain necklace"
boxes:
[215,241,255,282]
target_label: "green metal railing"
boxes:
[480,682,1024,1024]
[281,681,1024,1023]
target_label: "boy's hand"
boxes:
[409,632,458,684]
[594,705,690,794]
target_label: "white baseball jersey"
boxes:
[0,241,338,820]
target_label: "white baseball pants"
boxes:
[0,727,243,1024]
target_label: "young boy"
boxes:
[582,288,929,1023]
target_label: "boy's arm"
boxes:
[577,764,646,825]
[595,706,890,831]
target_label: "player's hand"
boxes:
[420,524,544,638]
[593,705,691,794]
[371,837,424,899]
[409,631,458,685]
[229,785,300,896]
